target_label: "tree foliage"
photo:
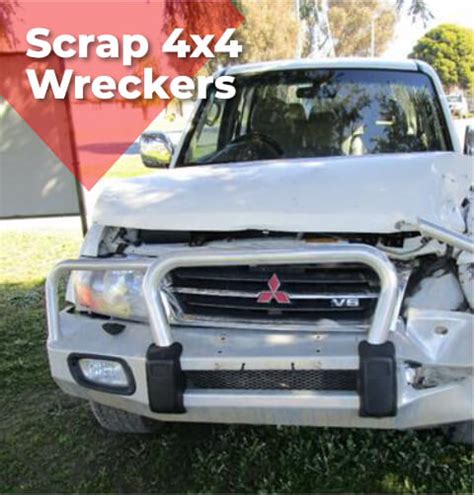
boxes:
[232,0,298,64]
[410,24,474,90]
[165,0,297,74]
[328,0,397,57]
[165,0,236,37]
[0,0,19,50]
[395,0,433,25]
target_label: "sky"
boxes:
[383,0,474,58]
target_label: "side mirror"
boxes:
[139,131,174,168]
[464,125,474,156]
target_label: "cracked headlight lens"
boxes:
[73,270,147,322]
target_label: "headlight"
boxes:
[73,270,148,321]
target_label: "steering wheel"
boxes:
[229,131,284,156]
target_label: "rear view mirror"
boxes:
[139,131,174,168]
[464,125,474,156]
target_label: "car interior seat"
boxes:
[306,110,339,156]
[283,103,307,155]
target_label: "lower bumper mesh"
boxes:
[185,369,358,391]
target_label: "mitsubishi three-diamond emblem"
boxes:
[257,274,291,304]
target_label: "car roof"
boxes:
[224,58,419,76]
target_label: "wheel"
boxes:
[444,421,473,445]
[90,401,161,434]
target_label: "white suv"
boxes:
[46,59,473,443]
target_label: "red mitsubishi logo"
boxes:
[257,274,291,304]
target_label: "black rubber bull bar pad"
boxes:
[358,340,397,418]
[146,342,186,413]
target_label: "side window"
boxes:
[413,88,449,151]
[185,96,223,163]
[232,86,254,138]
[243,88,255,135]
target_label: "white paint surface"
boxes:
[93,152,472,233]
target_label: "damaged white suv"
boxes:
[46,59,474,443]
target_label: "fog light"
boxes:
[68,354,135,395]
[79,359,128,386]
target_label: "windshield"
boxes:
[179,69,450,167]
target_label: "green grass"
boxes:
[102,154,156,180]
[1,230,473,493]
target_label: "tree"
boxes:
[298,0,432,58]
[328,0,397,57]
[0,0,19,50]
[395,0,433,25]
[164,0,431,65]
[232,0,298,64]
[163,0,297,73]
[410,24,474,91]
[298,0,334,58]
[133,55,164,118]
[181,0,299,76]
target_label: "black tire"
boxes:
[444,421,473,445]
[90,401,161,434]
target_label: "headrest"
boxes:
[286,103,306,122]
[251,97,286,132]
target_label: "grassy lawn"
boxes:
[0,229,472,493]
[102,154,156,180]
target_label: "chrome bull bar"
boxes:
[46,244,399,346]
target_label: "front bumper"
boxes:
[45,245,474,429]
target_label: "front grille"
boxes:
[168,264,380,325]
[186,369,358,391]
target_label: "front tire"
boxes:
[444,421,473,445]
[90,401,161,434]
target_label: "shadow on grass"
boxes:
[1,280,472,494]
[78,142,140,155]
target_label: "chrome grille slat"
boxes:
[172,287,379,300]
[173,267,378,284]
[185,301,368,312]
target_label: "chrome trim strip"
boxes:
[170,287,379,300]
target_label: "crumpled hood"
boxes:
[93,152,472,233]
